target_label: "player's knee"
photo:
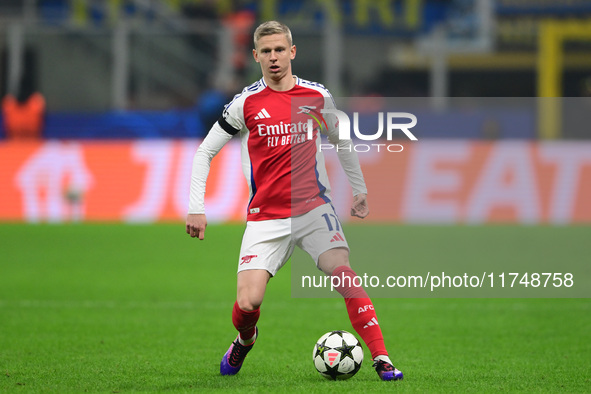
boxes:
[236,287,264,311]
[237,296,262,311]
[318,247,350,276]
[236,270,270,311]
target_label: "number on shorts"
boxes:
[321,213,340,232]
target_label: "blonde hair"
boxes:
[253,21,293,49]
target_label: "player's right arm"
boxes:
[186,121,238,239]
[186,91,246,240]
[186,213,207,240]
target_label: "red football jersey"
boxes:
[217,77,336,221]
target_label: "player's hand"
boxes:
[186,213,207,240]
[351,193,369,219]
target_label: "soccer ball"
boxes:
[312,330,363,380]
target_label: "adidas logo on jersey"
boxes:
[330,232,345,243]
[363,317,379,329]
[254,108,271,120]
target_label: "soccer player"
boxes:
[186,21,403,382]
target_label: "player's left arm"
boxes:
[322,96,369,219]
[350,193,369,219]
[337,146,369,219]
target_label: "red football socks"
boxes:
[331,265,388,359]
[232,301,260,342]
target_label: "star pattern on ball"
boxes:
[335,341,356,361]
[323,361,341,380]
[315,339,328,359]
[313,331,363,381]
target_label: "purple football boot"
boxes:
[220,328,257,376]
[373,359,404,381]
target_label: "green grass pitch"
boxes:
[1,223,589,392]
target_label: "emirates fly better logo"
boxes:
[298,105,418,152]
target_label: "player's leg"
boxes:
[221,219,293,376]
[234,269,271,343]
[318,249,383,352]
[318,248,403,381]
[220,269,270,376]
[296,204,402,381]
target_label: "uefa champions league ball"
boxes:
[312,330,363,380]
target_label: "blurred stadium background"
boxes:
[0,0,590,224]
[1,3,590,391]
